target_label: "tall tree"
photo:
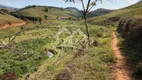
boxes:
[63,0,102,45]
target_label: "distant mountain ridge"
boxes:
[65,7,83,17]
[88,8,114,17]
[0,4,19,12]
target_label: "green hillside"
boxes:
[0,5,23,26]
[12,6,82,21]
[88,8,114,17]
[89,1,142,25]
[0,13,23,26]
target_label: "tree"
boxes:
[63,0,102,45]
[0,27,26,54]
[44,15,48,20]
[0,9,9,14]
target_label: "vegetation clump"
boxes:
[117,17,142,79]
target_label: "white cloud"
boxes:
[60,0,65,2]
[5,1,10,5]
[124,0,139,4]
[59,0,65,3]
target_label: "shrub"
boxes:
[22,5,37,10]
[44,8,49,12]
[117,17,142,38]
[0,9,9,14]
[47,66,56,71]
[0,70,3,77]
[134,63,142,78]
[44,15,48,20]
[117,17,142,79]
[101,53,115,63]
[108,17,120,22]
[11,13,42,22]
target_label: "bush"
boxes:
[47,66,56,71]
[101,53,115,63]
[134,63,142,78]
[117,17,142,79]
[0,70,4,77]
[20,64,28,74]
[0,9,9,14]
[44,15,48,20]
[108,17,120,22]
[44,8,49,12]
[11,13,42,22]
[117,17,142,38]
[21,5,37,10]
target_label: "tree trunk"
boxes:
[84,16,90,46]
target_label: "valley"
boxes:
[0,0,142,80]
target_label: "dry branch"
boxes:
[0,27,27,54]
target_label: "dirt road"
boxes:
[0,21,26,30]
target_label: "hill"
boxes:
[65,7,83,17]
[0,8,24,29]
[0,4,19,12]
[0,13,24,27]
[12,5,83,21]
[89,1,142,25]
[88,8,114,17]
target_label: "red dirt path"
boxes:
[111,31,132,80]
[0,21,26,30]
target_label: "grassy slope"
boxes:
[13,6,81,20]
[88,1,142,79]
[0,13,23,26]
[89,1,142,25]
[88,8,114,17]
[27,24,114,80]
[0,20,115,80]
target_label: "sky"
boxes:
[0,0,139,10]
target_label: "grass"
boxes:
[88,1,142,26]
[0,20,115,80]
[0,23,58,78]
[12,6,82,20]
[55,37,114,80]
[118,36,142,80]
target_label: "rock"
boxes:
[44,48,57,58]
[47,51,54,58]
